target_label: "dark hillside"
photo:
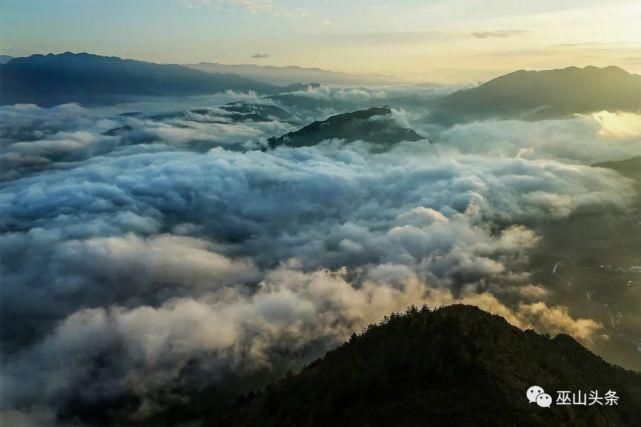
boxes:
[268,106,425,147]
[0,52,278,106]
[215,305,641,427]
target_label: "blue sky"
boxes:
[2,0,640,82]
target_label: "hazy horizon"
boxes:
[4,49,641,86]
[2,0,640,83]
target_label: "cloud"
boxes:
[0,407,61,427]
[1,91,639,422]
[0,98,295,181]
[1,144,629,418]
[1,264,600,420]
[471,30,529,39]
[0,266,424,416]
[252,52,270,59]
[182,0,307,17]
[432,113,641,164]
[318,30,459,47]
[184,0,274,14]
[592,111,641,139]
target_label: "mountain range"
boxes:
[187,62,396,86]
[3,54,640,123]
[0,52,279,106]
[429,66,641,124]
[213,305,641,427]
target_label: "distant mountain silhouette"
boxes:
[0,52,279,106]
[268,106,425,147]
[188,62,396,86]
[144,102,292,124]
[215,305,641,427]
[278,82,323,92]
[430,66,641,124]
[595,156,641,184]
[595,156,641,206]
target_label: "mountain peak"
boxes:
[430,65,641,125]
[213,304,641,426]
[492,65,632,83]
[268,106,424,148]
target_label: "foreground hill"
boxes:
[215,305,641,427]
[0,52,278,106]
[430,66,641,124]
[268,106,425,148]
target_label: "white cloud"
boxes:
[182,0,307,17]
[1,92,637,422]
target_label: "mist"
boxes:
[1,86,640,424]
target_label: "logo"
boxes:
[526,386,619,408]
[527,385,552,408]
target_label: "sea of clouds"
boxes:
[1,86,641,425]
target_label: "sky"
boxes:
[2,0,641,83]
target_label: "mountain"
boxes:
[207,102,291,122]
[595,156,641,206]
[187,62,396,86]
[278,82,322,92]
[145,102,292,124]
[430,66,641,125]
[595,156,641,188]
[268,106,425,148]
[214,305,641,427]
[0,54,13,64]
[0,52,279,106]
